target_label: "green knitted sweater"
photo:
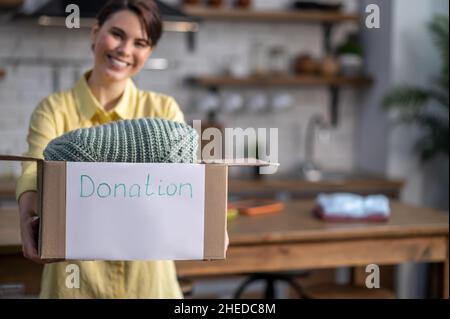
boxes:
[44,118,198,163]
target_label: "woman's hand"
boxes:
[18,191,45,264]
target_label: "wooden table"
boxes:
[176,200,449,298]
[0,200,448,298]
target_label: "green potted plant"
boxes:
[382,15,449,162]
[336,32,364,75]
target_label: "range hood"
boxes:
[18,0,199,32]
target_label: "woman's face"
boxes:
[91,10,153,83]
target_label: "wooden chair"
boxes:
[233,272,308,299]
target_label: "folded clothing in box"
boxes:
[44,117,198,163]
[314,193,390,222]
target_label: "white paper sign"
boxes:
[66,162,205,261]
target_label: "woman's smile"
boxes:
[106,53,133,70]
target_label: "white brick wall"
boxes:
[0,0,361,177]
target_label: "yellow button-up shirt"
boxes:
[16,71,184,299]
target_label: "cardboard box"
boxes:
[0,155,274,262]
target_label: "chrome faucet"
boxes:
[299,114,330,181]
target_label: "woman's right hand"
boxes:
[18,191,45,264]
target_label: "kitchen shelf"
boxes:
[188,74,373,88]
[229,176,404,199]
[182,7,371,127]
[183,7,360,23]
[189,74,373,126]
[0,176,404,200]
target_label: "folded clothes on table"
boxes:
[314,193,390,222]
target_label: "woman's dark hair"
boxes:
[96,0,162,47]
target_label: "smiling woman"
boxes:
[16,0,190,299]
[89,1,161,110]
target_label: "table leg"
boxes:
[444,239,449,299]
[351,266,366,286]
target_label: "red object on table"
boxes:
[230,199,284,216]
